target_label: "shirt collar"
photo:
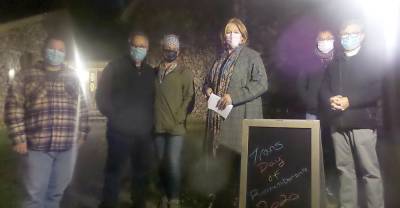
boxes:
[344,46,361,57]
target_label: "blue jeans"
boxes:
[100,128,155,208]
[22,148,77,208]
[306,113,318,120]
[154,134,184,200]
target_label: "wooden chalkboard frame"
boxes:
[240,119,321,208]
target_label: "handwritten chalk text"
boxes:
[255,193,300,208]
[249,142,284,164]
[249,167,308,201]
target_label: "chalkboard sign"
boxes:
[240,119,321,208]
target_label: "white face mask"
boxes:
[225,32,242,49]
[317,40,334,54]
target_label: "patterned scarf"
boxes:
[206,46,243,156]
[315,48,334,66]
[158,61,178,83]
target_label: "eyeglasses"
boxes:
[132,45,147,48]
[317,39,334,42]
[340,33,361,39]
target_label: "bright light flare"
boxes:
[8,68,15,81]
[356,0,400,55]
[71,42,87,170]
[72,42,89,97]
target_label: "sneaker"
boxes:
[159,196,168,208]
[233,196,239,208]
[207,193,215,208]
[168,199,181,208]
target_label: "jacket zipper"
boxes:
[338,61,344,127]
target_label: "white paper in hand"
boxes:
[207,93,233,119]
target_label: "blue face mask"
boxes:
[130,47,148,62]
[341,34,362,51]
[45,49,65,66]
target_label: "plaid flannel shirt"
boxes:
[4,63,90,152]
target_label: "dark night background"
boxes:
[0,0,339,115]
[1,0,400,207]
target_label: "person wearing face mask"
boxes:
[320,20,384,208]
[4,35,90,208]
[96,31,156,208]
[154,34,194,208]
[297,29,338,205]
[203,18,268,208]
[297,29,335,120]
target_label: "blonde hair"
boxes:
[316,30,334,41]
[222,18,249,45]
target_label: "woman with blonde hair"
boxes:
[203,18,268,207]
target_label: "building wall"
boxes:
[0,13,215,122]
[0,15,48,125]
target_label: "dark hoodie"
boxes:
[96,55,155,135]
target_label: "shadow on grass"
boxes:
[63,118,213,208]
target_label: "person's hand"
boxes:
[78,139,85,147]
[330,95,343,111]
[217,94,232,110]
[13,143,28,155]
[205,88,213,97]
[337,97,350,111]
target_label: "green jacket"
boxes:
[154,64,194,135]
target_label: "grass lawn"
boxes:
[0,119,338,208]
[0,119,212,208]
[0,128,21,208]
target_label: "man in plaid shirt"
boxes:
[4,36,90,208]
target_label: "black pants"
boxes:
[209,146,241,208]
[100,128,155,208]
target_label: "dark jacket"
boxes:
[96,55,155,135]
[320,49,382,130]
[297,69,326,115]
[297,51,333,115]
[154,64,194,136]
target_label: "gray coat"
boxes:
[205,46,268,153]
